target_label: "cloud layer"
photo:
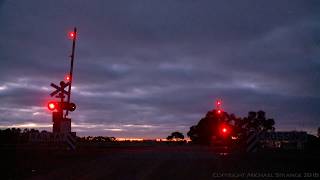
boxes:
[0,0,319,137]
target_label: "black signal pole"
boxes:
[66,27,77,117]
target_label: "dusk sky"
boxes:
[0,0,319,138]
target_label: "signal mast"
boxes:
[47,27,78,135]
[215,99,230,137]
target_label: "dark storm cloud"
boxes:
[0,0,319,137]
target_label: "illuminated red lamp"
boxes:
[68,31,76,39]
[66,75,71,81]
[217,109,222,114]
[219,124,230,137]
[222,127,228,133]
[48,101,57,111]
[216,100,221,106]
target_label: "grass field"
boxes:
[3,143,320,179]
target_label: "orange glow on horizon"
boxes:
[116,138,144,142]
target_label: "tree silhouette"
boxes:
[0,128,33,143]
[167,131,184,140]
[187,110,239,144]
[187,110,275,145]
[242,111,275,132]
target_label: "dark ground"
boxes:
[2,144,320,180]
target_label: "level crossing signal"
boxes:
[48,101,76,112]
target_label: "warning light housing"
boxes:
[61,102,76,112]
[47,101,76,112]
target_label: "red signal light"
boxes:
[66,75,71,81]
[215,99,223,115]
[48,101,57,111]
[219,124,230,137]
[68,31,75,39]
[222,127,228,133]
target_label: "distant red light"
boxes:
[69,32,75,39]
[222,128,227,133]
[220,124,231,137]
[66,75,70,81]
[215,100,222,115]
